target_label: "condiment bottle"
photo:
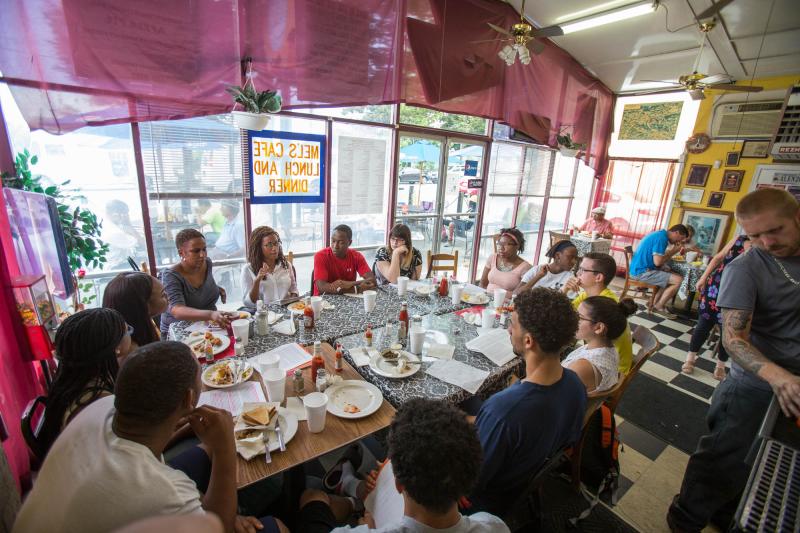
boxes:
[292,369,305,395]
[234,337,243,356]
[256,300,269,335]
[316,368,329,392]
[365,324,373,347]
[398,302,409,343]
[334,342,343,373]
[439,275,448,297]
[204,338,214,364]
[303,297,315,330]
[311,341,324,383]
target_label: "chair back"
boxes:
[286,251,294,264]
[549,230,570,249]
[623,246,634,279]
[605,325,659,413]
[502,446,570,531]
[310,269,315,296]
[21,396,47,467]
[426,250,458,278]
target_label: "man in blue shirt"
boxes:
[629,224,690,318]
[469,288,587,516]
[211,201,246,260]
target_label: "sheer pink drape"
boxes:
[0,0,613,175]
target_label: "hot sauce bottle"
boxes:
[365,324,373,347]
[439,275,448,297]
[334,342,343,373]
[303,297,315,329]
[311,341,324,382]
[398,302,409,342]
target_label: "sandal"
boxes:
[682,353,697,374]
[713,362,727,381]
[655,307,678,320]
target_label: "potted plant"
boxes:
[227,84,282,131]
[556,132,585,158]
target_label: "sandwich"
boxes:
[242,404,276,426]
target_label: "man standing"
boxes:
[667,189,800,532]
[629,224,690,318]
[211,201,246,259]
[313,224,376,295]
[575,206,614,238]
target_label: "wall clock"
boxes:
[686,133,711,154]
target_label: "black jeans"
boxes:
[668,377,772,531]
[688,314,728,362]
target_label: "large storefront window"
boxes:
[399,104,488,136]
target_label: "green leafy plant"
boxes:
[556,132,585,151]
[1,150,109,271]
[226,85,282,114]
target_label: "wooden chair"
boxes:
[549,230,570,249]
[502,447,570,531]
[569,324,659,489]
[21,396,48,469]
[620,245,659,312]
[286,251,294,264]
[426,250,458,279]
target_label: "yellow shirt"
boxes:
[572,288,633,374]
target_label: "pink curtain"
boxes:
[0,0,613,175]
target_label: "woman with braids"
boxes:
[38,308,132,455]
[103,272,168,351]
[241,226,298,309]
[514,239,578,295]
[564,296,637,392]
[160,228,230,338]
[373,223,423,284]
[479,227,532,299]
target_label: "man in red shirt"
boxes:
[313,225,377,295]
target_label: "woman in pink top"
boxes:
[480,227,532,296]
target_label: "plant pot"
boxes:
[231,111,271,131]
[559,146,580,158]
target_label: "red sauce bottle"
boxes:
[303,297,315,329]
[311,341,324,383]
[334,342,343,373]
[439,275,448,297]
[398,302,409,342]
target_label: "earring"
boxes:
[115,349,121,355]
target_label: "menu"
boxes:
[336,136,386,215]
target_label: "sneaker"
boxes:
[322,444,363,492]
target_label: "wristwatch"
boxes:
[336,286,343,294]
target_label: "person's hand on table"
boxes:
[219,287,227,304]
[361,279,377,290]
[765,367,800,418]
[234,515,263,533]
[210,311,232,328]
[188,405,235,458]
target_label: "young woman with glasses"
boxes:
[241,225,298,309]
[374,223,422,284]
[480,227,532,298]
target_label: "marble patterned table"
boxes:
[571,234,612,256]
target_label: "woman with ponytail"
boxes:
[564,296,638,392]
[103,272,167,350]
[39,308,132,455]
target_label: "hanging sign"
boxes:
[464,160,478,177]
[248,130,326,204]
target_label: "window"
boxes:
[296,105,393,124]
[399,104,488,135]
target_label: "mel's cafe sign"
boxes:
[248,130,326,204]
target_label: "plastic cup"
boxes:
[409,327,426,355]
[363,290,377,312]
[232,319,250,346]
[686,251,698,263]
[397,276,409,296]
[303,392,328,433]
[591,230,598,240]
[310,296,323,319]
[258,353,280,374]
[493,288,507,307]
[263,368,286,404]
[450,284,464,305]
[481,308,495,329]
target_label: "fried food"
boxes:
[210,363,235,385]
[236,428,261,440]
[242,405,276,426]
[288,301,306,312]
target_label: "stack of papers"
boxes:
[465,328,517,366]
[426,360,488,394]
[255,343,311,373]
[197,381,265,417]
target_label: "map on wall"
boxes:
[618,102,684,140]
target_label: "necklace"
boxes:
[497,257,515,272]
[772,255,800,286]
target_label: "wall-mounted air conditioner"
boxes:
[710,100,783,140]
[771,86,800,161]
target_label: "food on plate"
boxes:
[237,312,251,319]
[202,331,223,346]
[288,301,306,312]
[673,255,685,261]
[236,428,261,440]
[396,356,411,374]
[242,405,276,426]
[209,363,235,385]
[343,403,361,414]
[461,292,488,304]
[380,348,400,360]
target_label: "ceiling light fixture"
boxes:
[559,1,657,35]
[498,43,532,66]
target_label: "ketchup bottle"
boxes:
[303,297,315,330]
[365,324,373,347]
[311,341,324,383]
[439,275,448,297]
[398,302,409,342]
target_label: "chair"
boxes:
[569,324,659,488]
[426,250,458,279]
[21,396,48,469]
[309,269,315,296]
[549,230,570,248]
[502,447,570,531]
[286,251,294,264]
[620,245,659,313]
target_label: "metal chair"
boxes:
[502,447,571,531]
[426,250,458,279]
[21,396,48,469]
[620,245,659,313]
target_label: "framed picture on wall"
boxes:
[725,151,740,166]
[741,140,770,158]
[680,208,732,256]
[720,170,745,191]
[687,164,712,187]
[707,191,725,208]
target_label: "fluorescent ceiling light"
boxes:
[560,1,656,34]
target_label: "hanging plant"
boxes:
[556,131,585,157]
[227,60,282,130]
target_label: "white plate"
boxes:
[235,409,298,453]
[369,350,421,379]
[461,292,489,305]
[185,332,231,356]
[231,310,251,320]
[325,380,384,419]
[414,285,435,296]
[202,360,254,388]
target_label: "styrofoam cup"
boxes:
[232,319,250,346]
[686,251,698,263]
[363,290,377,312]
[310,296,323,319]
[481,308,495,329]
[409,328,426,355]
[263,367,286,404]
[397,276,409,296]
[258,353,280,374]
[493,288,507,307]
[303,392,328,433]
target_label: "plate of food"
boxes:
[287,300,307,313]
[324,380,383,419]
[414,284,435,296]
[672,255,685,262]
[235,405,298,454]
[461,292,489,305]
[185,331,231,357]
[202,360,253,388]
[369,348,421,379]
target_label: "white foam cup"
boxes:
[397,276,409,296]
[232,319,250,346]
[481,308,496,329]
[263,367,286,404]
[303,392,328,433]
[363,290,377,312]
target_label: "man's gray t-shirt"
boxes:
[332,513,509,533]
[717,247,800,390]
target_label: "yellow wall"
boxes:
[667,74,800,244]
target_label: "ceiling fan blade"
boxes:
[487,22,512,36]
[531,25,564,38]
[529,39,546,55]
[640,79,682,86]
[706,84,763,92]
[698,74,731,85]
[470,38,512,44]
[695,0,736,20]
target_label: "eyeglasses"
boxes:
[125,323,134,336]
[263,240,282,249]
[578,314,596,323]
[577,267,602,275]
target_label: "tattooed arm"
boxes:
[722,308,800,417]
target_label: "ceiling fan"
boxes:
[473,0,564,66]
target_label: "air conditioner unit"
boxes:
[710,100,783,140]
[771,86,800,161]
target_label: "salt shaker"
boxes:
[234,337,243,356]
[315,368,329,392]
[292,369,305,395]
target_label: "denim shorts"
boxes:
[632,269,672,287]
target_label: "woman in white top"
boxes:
[563,296,637,392]
[513,240,577,295]
[241,226,298,309]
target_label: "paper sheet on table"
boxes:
[349,346,376,367]
[426,343,454,360]
[364,462,403,528]
[425,360,489,394]
[285,397,307,421]
[344,293,364,299]
[465,328,517,366]
[197,381,266,417]
[272,319,296,336]
[255,343,311,373]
